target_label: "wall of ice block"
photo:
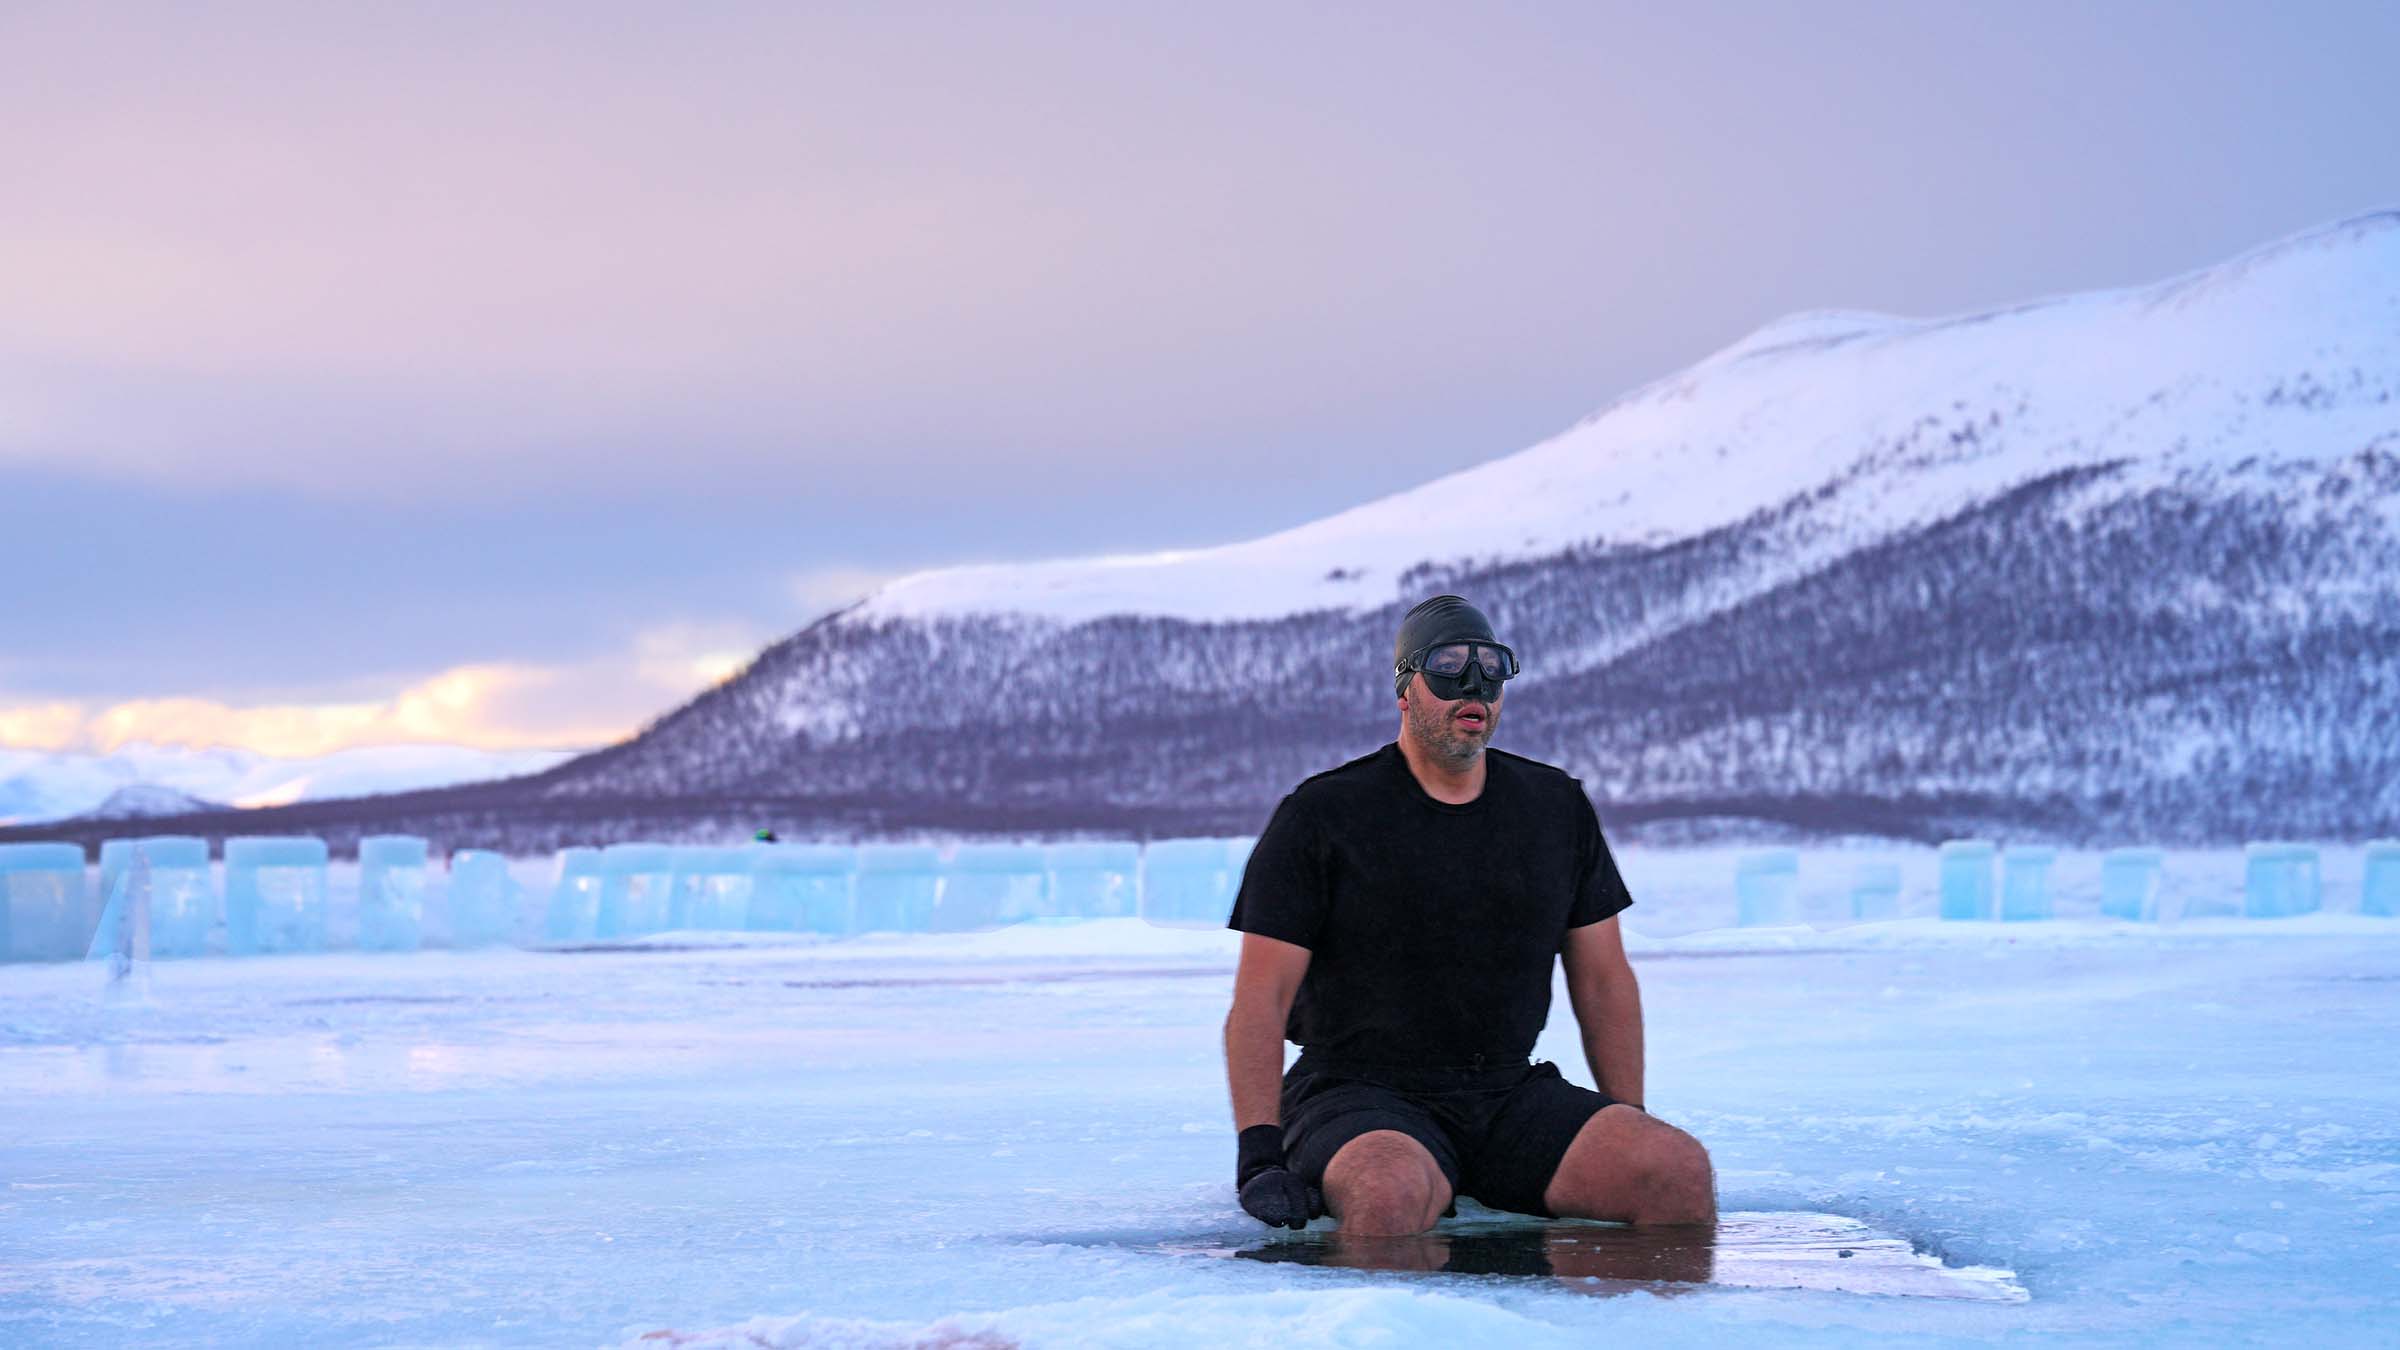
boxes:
[2000,846,2057,921]
[358,835,429,952]
[1938,840,1998,920]
[1,842,89,962]
[2100,848,2165,921]
[1849,861,1902,921]
[225,836,330,955]
[940,844,1049,931]
[545,847,605,942]
[1733,850,1800,927]
[2366,841,2400,919]
[1140,838,1247,928]
[2243,843,2322,918]
[748,845,856,934]
[596,843,678,939]
[855,845,941,934]
[1045,842,1138,919]
[671,847,755,931]
[88,836,212,959]
[18,830,2400,965]
[447,850,521,948]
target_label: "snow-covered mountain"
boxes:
[0,743,579,827]
[14,212,2395,852]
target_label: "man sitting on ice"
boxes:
[1223,595,1715,1234]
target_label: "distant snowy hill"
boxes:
[71,784,229,821]
[0,743,579,827]
[15,212,2396,851]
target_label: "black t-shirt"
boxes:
[1227,742,1634,1068]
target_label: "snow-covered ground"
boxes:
[5,849,2397,1347]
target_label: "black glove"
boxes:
[1236,1124,1324,1230]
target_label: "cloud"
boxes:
[0,623,770,757]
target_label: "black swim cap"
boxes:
[1393,594,1501,698]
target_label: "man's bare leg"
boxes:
[1541,1105,1716,1226]
[1321,1129,1454,1236]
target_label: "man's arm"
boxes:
[1225,933,1311,1126]
[1561,916,1644,1107]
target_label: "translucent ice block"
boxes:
[225,836,329,955]
[92,836,213,959]
[670,846,754,931]
[747,844,856,934]
[1734,850,1800,927]
[1938,840,1997,921]
[2100,848,2164,921]
[1043,842,1139,919]
[595,843,677,939]
[543,848,605,942]
[447,849,521,949]
[2365,841,2400,919]
[2243,843,2321,918]
[358,835,429,952]
[855,845,941,933]
[937,844,1048,931]
[1849,861,1903,921]
[1,842,89,962]
[1141,838,1242,929]
[2000,847,2057,921]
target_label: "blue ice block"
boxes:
[1044,842,1139,919]
[358,835,429,952]
[1,842,90,962]
[97,839,136,928]
[1849,861,1903,921]
[1938,840,1997,921]
[2000,847,2057,921]
[543,848,605,941]
[669,846,754,931]
[2100,848,2164,921]
[89,836,213,959]
[855,845,940,933]
[1734,850,1800,927]
[938,844,1048,931]
[747,844,856,933]
[2243,843,2321,918]
[1141,838,1241,929]
[2365,841,2400,919]
[595,843,677,938]
[225,836,329,954]
[447,850,520,948]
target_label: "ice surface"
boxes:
[222,836,328,956]
[1999,848,2057,922]
[357,835,429,953]
[0,842,88,962]
[1938,841,1997,921]
[1734,850,1800,927]
[2244,844,2323,919]
[3,853,2396,1347]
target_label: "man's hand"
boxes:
[1236,1124,1324,1230]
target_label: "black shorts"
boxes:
[1278,1055,1618,1218]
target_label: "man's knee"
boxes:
[1547,1109,1717,1225]
[1323,1130,1450,1236]
[1644,1126,1716,1225]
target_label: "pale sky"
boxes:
[5,0,2397,756]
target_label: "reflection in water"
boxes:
[1235,1221,1716,1290]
